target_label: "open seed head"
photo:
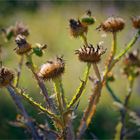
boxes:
[100,17,125,33]
[0,67,14,88]
[14,35,31,55]
[131,16,140,29]
[69,19,88,38]
[75,44,106,63]
[38,57,65,80]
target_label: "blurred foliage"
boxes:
[0,0,140,139]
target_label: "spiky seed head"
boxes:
[0,67,14,88]
[69,19,88,38]
[14,35,31,55]
[123,49,140,67]
[122,50,140,77]
[131,16,140,29]
[100,17,125,33]
[38,57,65,80]
[75,44,106,63]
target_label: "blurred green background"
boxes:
[0,0,140,139]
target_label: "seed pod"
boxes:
[131,16,140,29]
[69,19,88,38]
[100,17,125,33]
[75,44,106,63]
[14,35,31,55]
[38,57,65,80]
[0,67,14,88]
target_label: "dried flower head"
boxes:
[131,16,140,29]
[123,49,140,67]
[123,49,140,77]
[69,19,88,38]
[1,22,29,41]
[0,67,14,88]
[38,57,65,80]
[99,17,125,33]
[75,44,106,63]
[14,35,31,55]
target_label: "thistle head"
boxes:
[14,35,31,55]
[123,49,140,77]
[75,44,106,63]
[99,17,125,33]
[38,57,65,80]
[69,19,88,38]
[0,67,14,88]
[131,16,140,29]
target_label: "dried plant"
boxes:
[0,11,140,140]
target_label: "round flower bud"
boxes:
[75,44,106,63]
[100,17,125,33]
[0,67,14,88]
[131,16,140,29]
[80,10,96,26]
[14,35,31,55]
[69,19,88,38]
[38,57,65,80]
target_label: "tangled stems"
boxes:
[120,76,135,140]
[67,63,91,110]
[26,54,55,111]
[77,30,140,138]
[7,86,41,140]
[9,84,63,128]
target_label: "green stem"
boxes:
[67,63,91,110]
[93,63,101,81]
[10,84,62,127]
[106,81,122,103]
[53,77,64,115]
[81,34,88,47]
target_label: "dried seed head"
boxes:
[123,49,140,67]
[100,17,125,33]
[122,49,140,77]
[14,35,31,55]
[131,16,140,29]
[15,22,29,37]
[0,67,14,88]
[38,57,65,80]
[69,19,88,38]
[75,44,106,63]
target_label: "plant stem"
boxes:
[67,63,91,110]
[26,54,55,111]
[53,77,64,115]
[106,81,122,103]
[93,63,101,81]
[81,34,88,46]
[7,86,41,140]
[10,84,62,127]
[15,56,24,87]
[120,76,134,140]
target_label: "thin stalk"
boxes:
[26,54,55,111]
[103,30,140,83]
[59,77,67,108]
[53,77,64,116]
[67,63,91,110]
[93,63,101,81]
[15,56,24,87]
[106,81,122,103]
[10,84,62,127]
[81,34,88,47]
[7,86,41,140]
[120,76,134,140]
